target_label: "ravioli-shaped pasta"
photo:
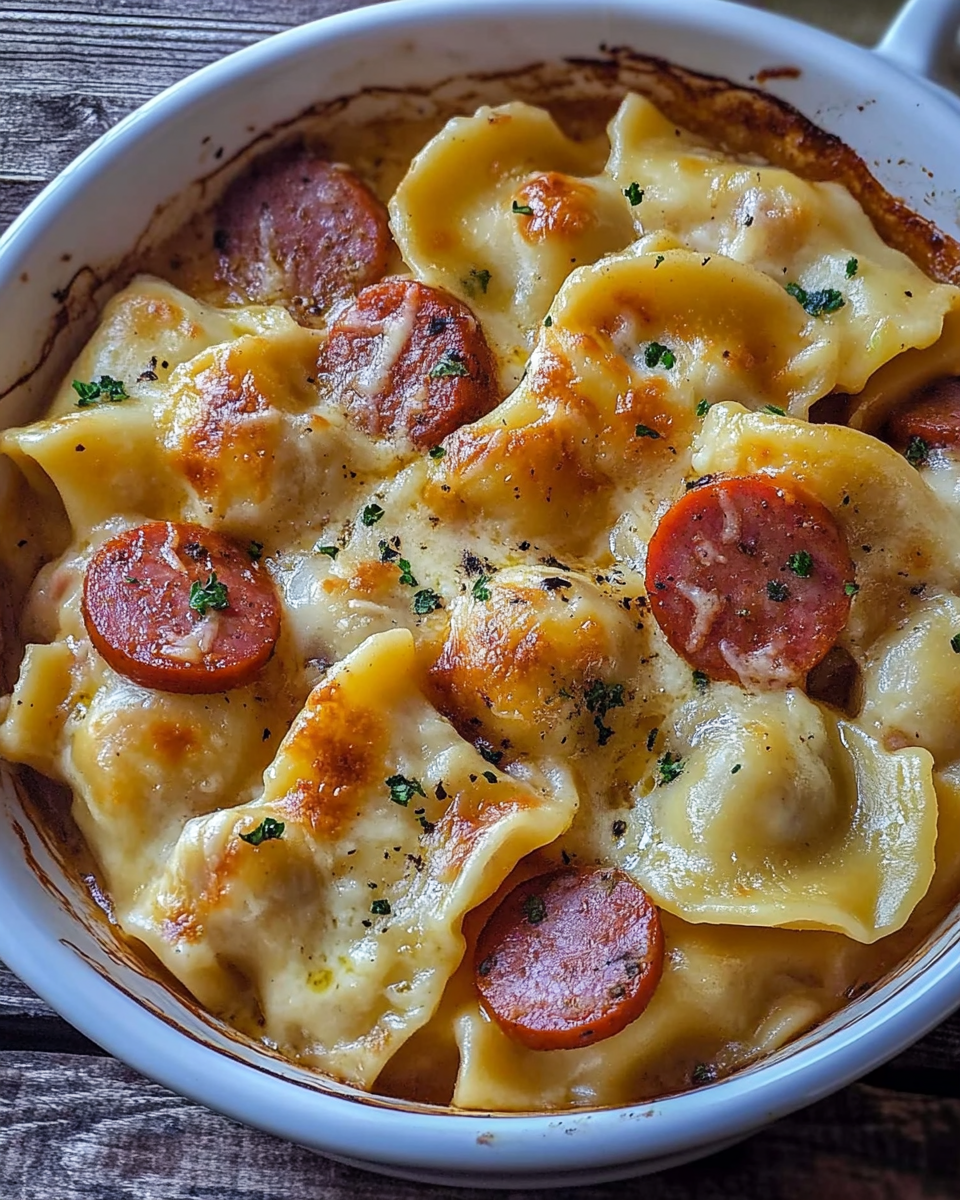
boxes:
[128,629,579,1086]
[608,688,936,942]
[606,94,960,398]
[449,911,870,1110]
[431,246,817,552]
[428,566,640,758]
[391,102,633,385]
[861,593,960,765]
[693,403,960,651]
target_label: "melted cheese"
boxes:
[1,90,958,1113]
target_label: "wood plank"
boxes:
[1,1050,960,1198]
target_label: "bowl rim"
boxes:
[3,0,960,1182]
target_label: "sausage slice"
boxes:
[320,278,500,449]
[214,143,390,317]
[645,477,853,689]
[884,376,960,453]
[474,867,664,1051]
[82,522,280,694]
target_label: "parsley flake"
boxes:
[379,540,398,563]
[731,763,742,774]
[482,770,498,784]
[428,445,446,460]
[691,1062,717,1085]
[371,898,391,916]
[612,819,627,837]
[657,752,684,785]
[846,257,859,278]
[478,743,503,766]
[644,342,675,369]
[385,774,426,807]
[905,435,929,467]
[692,669,709,692]
[646,727,659,752]
[766,580,789,602]
[72,375,129,407]
[318,545,339,559]
[512,200,534,215]
[472,575,492,602]
[396,558,418,587]
[462,267,491,296]
[844,581,860,597]
[544,314,553,327]
[762,404,786,416]
[654,254,665,268]
[362,503,385,526]
[696,399,711,417]
[522,894,547,925]
[951,633,960,654]
[240,817,284,846]
[413,588,443,615]
[623,182,644,206]
[635,423,661,440]
[785,282,845,317]
[429,350,470,379]
[247,540,263,562]
[188,572,229,615]
[787,550,813,578]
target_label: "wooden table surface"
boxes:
[2,1,960,1196]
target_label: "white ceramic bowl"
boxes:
[3,0,960,1186]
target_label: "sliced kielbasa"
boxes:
[645,477,853,689]
[214,142,390,317]
[474,867,664,1051]
[884,376,960,453]
[319,279,500,450]
[82,522,280,694]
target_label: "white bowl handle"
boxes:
[875,0,960,79]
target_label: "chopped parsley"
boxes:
[72,375,129,406]
[692,670,709,692]
[623,182,644,206]
[657,752,684,785]
[905,435,929,467]
[785,282,845,317]
[696,399,711,418]
[385,774,426,807]
[472,575,492,602]
[544,314,553,327]
[429,350,470,379]
[239,817,284,846]
[654,254,665,268]
[512,200,534,215]
[379,540,398,563]
[522,894,547,925]
[362,503,385,526]
[397,558,418,587]
[787,550,813,578]
[844,581,860,597]
[646,727,659,752]
[247,540,264,562]
[846,257,859,278]
[762,404,786,416]
[413,588,443,615]
[124,576,139,585]
[612,819,627,837]
[371,898,391,916]
[951,633,960,654]
[635,424,661,440]
[766,580,789,602]
[462,267,491,296]
[482,770,498,784]
[644,342,675,370]
[731,764,742,774]
[188,572,229,615]
[691,1062,716,1085]
[317,545,339,559]
[428,445,446,460]
[478,743,503,766]
[584,680,625,747]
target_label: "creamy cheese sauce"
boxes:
[3,74,960,1112]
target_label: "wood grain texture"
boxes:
[3,1,960,1196]
[2,1052,960,1199]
